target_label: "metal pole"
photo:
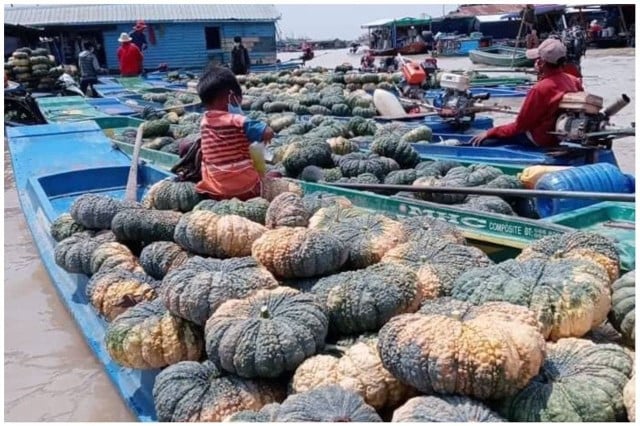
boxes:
[327,182,636,202]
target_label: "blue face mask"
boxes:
[228,103,243,115]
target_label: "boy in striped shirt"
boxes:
[195,66,274,200]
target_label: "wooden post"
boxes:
[511,17,526,67]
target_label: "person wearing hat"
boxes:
[129,20,148,52]
[117,32,143,77]
[470,38,583,148]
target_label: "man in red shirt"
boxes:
[117,32,143,77]
[470,38,583,148]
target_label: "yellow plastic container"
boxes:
[249,142,268,176]
[518,165,572,189]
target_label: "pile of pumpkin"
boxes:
[4,47,62,90]
[49,176,635,422]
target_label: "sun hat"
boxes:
[118,32,132,43]
[525,38,567,64]
[133,20,147,31]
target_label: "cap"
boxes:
[525,38,566,64]
[133,20,147,30]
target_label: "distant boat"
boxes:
[469,46,535,67]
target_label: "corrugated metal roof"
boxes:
[4,4,281,26]
[452,4,525,17]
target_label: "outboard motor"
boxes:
[561,26,588,68]
[434,73,491,129]
[553,92,631,146]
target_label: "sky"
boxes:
[275,4,459,40]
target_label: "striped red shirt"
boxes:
[200,110,251,167]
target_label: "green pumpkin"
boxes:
[382,234,492,300]
[89,241,142,275]
[392,396,505,422]
[326,136,359,155]
[400,125,433,143]
[263,101,290,113]
[139,241,190,280]
[370,136,420,168]
[153,360,285,422]
[105,299,203,369]
[54,231,117,275]
[460,195,515,215]
[86,269,158,321]
[162,256,278,325]
[282,140,334,177]
[517,231,621,283]
[609,270,635,347]
[299,165,327,183]
[193,197,269,224]
[252,227,349,279]
[347,116,377,137]
[351,106,376,118]
[205,287,329,378]
[141,119,171,138]
[412,175,468,204]
[500,338,633,422]
[310,211,407,269]
[50,213,86,242]
[451,258,611,340]
[338,152,393,180]
[311,263,420,336]
[384,169,418,186]
[378,297,546,399]
[301,192,352,215]
[111,209,182,244]
[268,114,297,132]
[142,136,175,151]
[337,172,380,185]
[330,103,351,116]
[399,215,467,244]
[70,194,143,230]
[415,159,462,177]
[142,179,203,212]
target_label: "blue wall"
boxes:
[102,21,276,71]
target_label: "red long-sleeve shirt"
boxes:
[486,68,584,147]
[117,42,143,77]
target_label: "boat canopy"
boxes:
[361,16,432,29]
[500,4,567,19]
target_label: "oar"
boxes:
[327,182,636,202]
[124,123,145,201]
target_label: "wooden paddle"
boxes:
[124,123,145,201]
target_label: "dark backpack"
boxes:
[171,137,202,182]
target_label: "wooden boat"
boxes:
[250,59,304,73]
[6,121,634,421]
[468,46,535,68]
[397,41,429,55]
[424,86,529,100]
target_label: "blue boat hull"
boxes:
[425,86,529,100]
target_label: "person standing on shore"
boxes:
[231,36,251,75]
[117,33,143,77]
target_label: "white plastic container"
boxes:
[439,73,470,91]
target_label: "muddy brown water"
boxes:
[3,47,636,421]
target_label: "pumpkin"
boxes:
[609,270,635,347]
[142,119,171,138]
[70,194,143,229]
[398,215,466,244]
[310,212,407,269]
[105,299,202,369]
[347,116,377,137]
[338,173,380,185]
[450,258,611,340]
[194,197,269,225]
[225,403,281,422]
[139,242,189,281]
[382,234,492,300]
[89,241,142,275]
[331,103,351,116]
[260,176,303,202]
[370,136,420,168]
[378,297,546,399]
[301,191,352,215]
[162,256,278,325]
[308,105,331,115]
[261,385,382,422]
[111,209,182,244]
[461,195,515,215]
[50,213,86,242]
[282,140,334,177]
[153,360,285,422]
[500,338,633,422]
[54,231,116,275]
[291,337,415,410]
[268,114,296,132]
[265,192,311,229]
[624,374,635,422]
[307,204,369,229]
[517,231,621,282]
[143,136,174,150]
[383,169,417,186]
[252,227,349,279]
[412,175,468,204]
[86,269,158,321]
[174,211,266,258]
[338,152,396,180]
[326,136,359,155]
[142,179,203,212]
[392,395,505,422]
[311,263,421,335]
[352,106,376,118]
[400,125,433,143]
[415,159,461,177]
[204,287,328,378]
